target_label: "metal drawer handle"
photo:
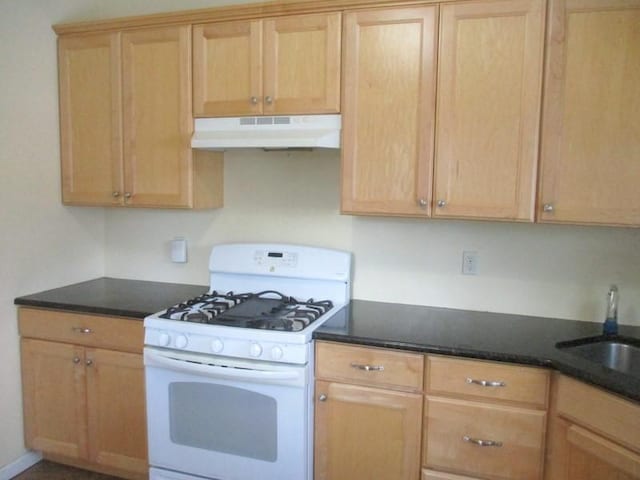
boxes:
[466,377,506,387]
[463,435,503,447]
[351,363,384,372]
[72,327,92,334]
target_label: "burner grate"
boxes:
[158,290,333,331]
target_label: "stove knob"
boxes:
[175,335,188,349]
[211,338,224,353]
[249,342,263,358]
[271,346,284,361]
[158,332,171,347]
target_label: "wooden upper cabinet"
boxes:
[434,0,545,221]
[59,25,222,209]
[341,7,438,216]
[58,33,123,206]
[539,0,640,227]
[122,25,193,208]
[193,12,341,117]
[193,20,262,117]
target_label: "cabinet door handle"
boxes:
[72,327,92,334]
[543,203,554,213]
[72,356,81,364]
[418,198,428,208]
[350,363,384,372]
[250,96,259,105]
[86,359,93,366]
[318,394,327,402]
[463,435,503,447]
[265,95,273,105]
[466,377,506,387]
[437,199,446,208]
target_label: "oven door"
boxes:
[144,347,311,480]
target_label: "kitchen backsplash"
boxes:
[104,149,640,326]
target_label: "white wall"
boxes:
[105,150,640,325]
[0,0,257,471]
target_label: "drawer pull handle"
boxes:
[466,377,505,387]
[72,327,92,334]
[350,363,384,372]
[463,435,503,447]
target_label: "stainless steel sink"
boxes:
[556,336,640,377]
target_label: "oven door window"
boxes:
[169,382,277,461]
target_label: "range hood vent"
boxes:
[191,114,341,150]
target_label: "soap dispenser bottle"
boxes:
[603,285,619,335]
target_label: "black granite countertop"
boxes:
[315,300,640,402]
[14,277,208,319]
[13,278,640,402]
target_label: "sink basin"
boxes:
[556,336,640,377]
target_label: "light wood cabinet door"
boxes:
[193,20,262,116]
[86,348,147,474]
[539,0,640,226]
[341,7,437,216]
[122,25,193,207]
[194,13,340,117]
[433,0,545,221]
[21,339,88,460]
[564,425,640,480]
[58,33,123,206]
[263,13,341,115]
[315,380,422,480]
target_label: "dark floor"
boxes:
[12,460,124,480]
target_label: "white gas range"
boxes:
[143,243,351,480]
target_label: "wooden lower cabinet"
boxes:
[314,380,422,480]
[19,309,147,480]
[21,339,88,460]
[545,374,640,480]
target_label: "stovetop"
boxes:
[158,290,333,332]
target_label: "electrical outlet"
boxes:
[462,251,479,275]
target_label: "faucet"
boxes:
[602,285,619,335]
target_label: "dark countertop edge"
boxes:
[313,332,640,403]
[14,299,149,320]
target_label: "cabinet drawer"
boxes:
[426,356,549,408]
[424,396,546,480]
[316,342,424,391]
[19,308,143,354]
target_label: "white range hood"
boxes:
[191,114,341,150]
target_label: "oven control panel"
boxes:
[253,250,298,268]
[144,326,311,364]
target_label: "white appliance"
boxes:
[190,114,341,150]
[144,243,352,480]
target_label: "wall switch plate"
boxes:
[462,251,478,275]
[171,237,187,263]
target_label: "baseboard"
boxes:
[0,451,42,480]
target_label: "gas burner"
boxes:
[158,290,333,332]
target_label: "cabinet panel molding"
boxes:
[122,25,193,207]
[58,32,123,206]
[434,0,544,221]
[315,379,422,480]
[341,6,437,216]
[539,0,640,226]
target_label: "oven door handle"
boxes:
[144,349,305,386]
